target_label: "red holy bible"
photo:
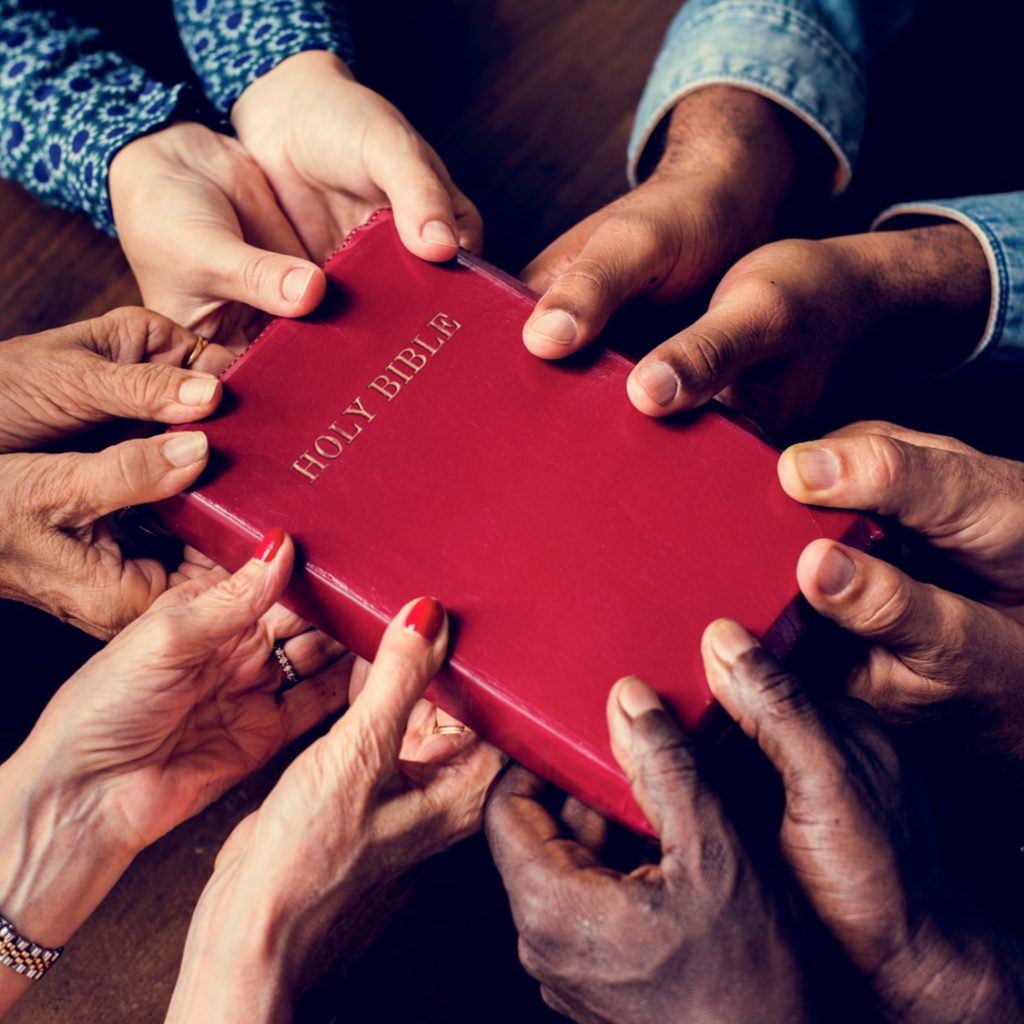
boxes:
[157,210,877,837]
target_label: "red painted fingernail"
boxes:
[252,526,285,563]
[404,597,445,642]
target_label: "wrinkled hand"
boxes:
[110,122,326,347]
[0,306,226,453]
[0,431,210,636]
[778,422,1024,750]
[166,596,503,1023]
[486,676,810,1024]
[623,224,988,437]
[14,528,348,854]
[231,50,482,263]
[521,88,801,356]
[703,618,1024,1024]
[0,528,347,987]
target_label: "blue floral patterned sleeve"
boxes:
[0,1,183,235]
[174,0,354,114]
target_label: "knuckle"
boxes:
[98,306,165,359]
[668,325,734,387]
[371,644,426,688]
[741,274,798,331]
[239,251,280,299]
[109,362,174,412]
[553,257,617,305]
[851,571,913,636]
[862,435,909,500]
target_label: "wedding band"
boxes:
[433,724,468,735]
[185,335,210,368]
[272,641,302,693]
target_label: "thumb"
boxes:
[521,216,667,359]
[795,539,1016,711]
[199,226,326,318]
[778,432,1005,540]
[372,140,464,262]
[342,596,449,772]
[54,431,210,527]
[626,291,778,416]
[605,675,709,850]
[162,526,295,649]
[701,619,842,794]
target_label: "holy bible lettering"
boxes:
[291,312,462,483]
[156,209,879,838]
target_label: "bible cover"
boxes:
[157,210,877,837]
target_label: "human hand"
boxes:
[0,529,348,1013]
[486,677,810,1024]
[622,224,989,436]
[109,121,326,347]
[10,527,348,852]
[521,87,802,358]
[0,306,226,453]
[777,423,1024,750]
[703,618,1024,1023]
[165,596,503,1023]
[0,430,211,636]
[231,50,482,263]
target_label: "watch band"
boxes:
[0,915,63,980]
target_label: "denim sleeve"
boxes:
[0,2,183,235]
[873,194,1024,367]
[629,0,920,192]
[174,0,354,115]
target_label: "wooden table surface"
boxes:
[0,2,676,1021]
[5,2,1024,1022]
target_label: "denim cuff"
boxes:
[873,194,1024,367]
[628,1,867,193]
[175,0,354,114]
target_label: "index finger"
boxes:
[485,766,603,893]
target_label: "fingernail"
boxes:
[795,448,838,490]
[817,545,856,596]
[616,676,663,719]
[421,220,458,248]
[707,619,758,665]
[178,375,218,406]
[282,267,315,305]
[252,526,286,563]
[404,596,445,642]
[164,430,208,467]
[527,310,578,346]
[635,361,679,406]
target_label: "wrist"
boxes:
[833,223,991,372]
[231,50,354,136]
[167,852,362,1024]
[0,748,136,949]
[873,921,1023,1024]
[653,87,802,237]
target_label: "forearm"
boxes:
[0,747,135,1012]
[0,2,184,234]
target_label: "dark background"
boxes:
[2,0,1024,1020]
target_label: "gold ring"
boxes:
[433,724,468,735]
[185,336,210,368]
